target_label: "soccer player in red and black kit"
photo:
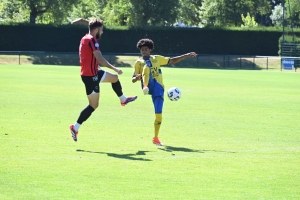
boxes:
[69,18,137,142]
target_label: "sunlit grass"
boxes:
[0,65,300,200]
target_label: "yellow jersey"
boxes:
[133,55,170,89]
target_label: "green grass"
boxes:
[0,64,300,200]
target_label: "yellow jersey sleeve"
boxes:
[155,55,170,66]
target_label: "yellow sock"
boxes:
[154,114,162,138]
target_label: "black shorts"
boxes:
[81,70,106,95]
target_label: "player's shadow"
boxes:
[158,146,204,153]
[76,149,152,161]
[159,145,236,154]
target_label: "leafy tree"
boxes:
[67,0,105,23]
[102,0,132,26]
[67,0,131,26]
[129,0,179,26]
[200,0,255,27]
[68,0,182,27]
[270,0,283,7]
[18,0,80,24]
[270,3,284,26]
[1,0,297,27]
[177,0,203,26]
[254,0,272,25]
[241,12,258,27]
[0,0,28,23]
[285,0,300,26]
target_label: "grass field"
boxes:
[0,64,300,200]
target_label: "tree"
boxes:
[67,0,132,26]
[177,0,203,26]
[254,0,272,25]
[102,0,132,26]
[285,0,300,26]
[67,0,105,23]
[2,0,295,27]
[200,0,255,27]
[67,0,181,26]
[129,0,179,26]
[19,0,80,24]
[0,0,28,23]
[241,12,258,27]
[270,3,284,26]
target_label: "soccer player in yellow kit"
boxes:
[132,38,197,146]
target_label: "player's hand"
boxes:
[187,52,197,58]
[143,87,149,95]
[115,68,123,75]
[135,74,142,80]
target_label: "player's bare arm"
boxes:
[132,74,142,83]
[93,50,123,75]
[169,52,197,65]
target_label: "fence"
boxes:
[281,43,300,57]
[0,51,299,71]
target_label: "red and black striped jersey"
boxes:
[79,34,100,76]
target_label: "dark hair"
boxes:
[89,18,103,31]
[137,38,154,50]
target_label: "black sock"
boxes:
[77,105,95,124]
[111,80,123,97]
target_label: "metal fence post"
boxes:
[227,55,229,68]
[240,56,242,69]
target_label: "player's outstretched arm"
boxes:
[93,50,123,75]
[169,52,197,65]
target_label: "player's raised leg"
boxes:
[102,71,137,106]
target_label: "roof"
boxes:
[71,18,89,25]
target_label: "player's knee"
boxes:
[155,114,162,124]
[154,120,161,125]
[112,74,119,83]
[90,102,99,109]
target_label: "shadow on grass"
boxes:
[77,146,236,161]
[28,54,133,67]
[23,53,265,69]
[159,145,236,154]
[76,149,152,161]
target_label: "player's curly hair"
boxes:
[89,18,103,30]
[136,38,154,50]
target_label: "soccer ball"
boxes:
[167,87,181,101]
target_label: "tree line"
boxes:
[0,0,299,27]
